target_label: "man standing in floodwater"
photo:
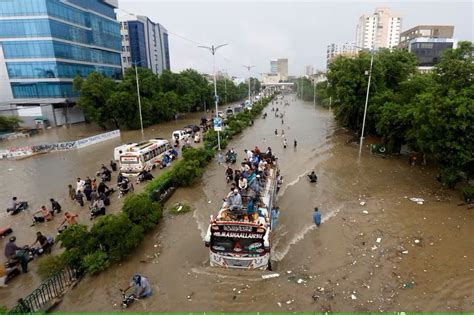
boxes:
[313,207,321,227]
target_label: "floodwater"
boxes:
[1,96,473,312]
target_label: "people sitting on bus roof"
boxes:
[238,176,248,190]
[227,189,243,211]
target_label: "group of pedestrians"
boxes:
[270,98,297,150]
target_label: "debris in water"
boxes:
[403,282,414,289]
[363,210,369,214]
[262,273,280,279]
[316,287,325,292]
[409,197,424,205]
[414,239,420,244]
[286,270,292,274]
[351,294,357,300]
[297,279,305,284]
[376,237,382,243]
[277,302,282,307]
[286,300,292,304]
[208,201,212,204]
[402,250,409,254]
[177,205,183,212]
[371,245,378,251]
[154,244,158,248]
[360,201,366,206]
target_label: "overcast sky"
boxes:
[117,0,473,78]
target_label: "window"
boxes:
[123,56,127,62]
[2,40,121,66]
[127,57,131,62]
[11,82,78,98]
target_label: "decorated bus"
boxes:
[119,139,172,176]
[204,154,279,270]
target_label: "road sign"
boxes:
[213,117,223,131]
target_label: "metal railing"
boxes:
[9,267,80,314]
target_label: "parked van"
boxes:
[172,130,189,141]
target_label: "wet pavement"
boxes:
[1,96,473,312]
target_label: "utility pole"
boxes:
[242,65,255,103]
[358,50,374,159]
[313,76,316,106]
[198,44,228,151]
[131,61,144,137]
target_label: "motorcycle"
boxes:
[225,152,237,164]
[137,171,154,184]
[118,180,134,198]
[90,206,106,220]
[0,227,13,237]
[120,290,138,308]
[226,172,233,184]
[7,201,28,215]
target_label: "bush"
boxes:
[123,193,162,231]
[170,159,204,186]
[57,224,92,251]
[82,251,109,274]
[38,254,68,279]
[145,169,173,194]
[169,202,192,214]
[462,185,474,202]
[90,213,144,262]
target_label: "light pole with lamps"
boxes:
[198,44,228,151]
[242,65,255,103]
[354,46,375,159]
[131,60,145,137]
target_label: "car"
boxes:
[171,130,189,141]
[217,111,225,119]
[225,107,234,117]
[184,124,200,133]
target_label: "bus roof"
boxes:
[128,139,169,153]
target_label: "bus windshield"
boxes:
[210,236,266,255]
[120,156,139,165]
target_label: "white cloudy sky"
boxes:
[117,0,473,78]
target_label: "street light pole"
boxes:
[358,49,374,159]
[313,76,316,106]
[198,44,228,151]
[242,65,255,103]
[134,64,144,137]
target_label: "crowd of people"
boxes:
[219,145,281,227]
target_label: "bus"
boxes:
[119,139,172,176]
[203,159,279,270]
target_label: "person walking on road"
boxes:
[50,198,62,214]
[283,139,288,149]
[67,184,75,201]
[75,190,84,207]
[313,207,321,227]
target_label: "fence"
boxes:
[0,130,120,160]
[9,267,80,313]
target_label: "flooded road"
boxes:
[2,96,473,312]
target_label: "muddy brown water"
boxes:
[1,97,473,312]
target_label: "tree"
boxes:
[0,116,22,131]
[73,72,117,128]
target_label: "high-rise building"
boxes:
[277,58,288,81]
[326,43,358,68]
[355,7,402,50]
[119,15,170,74]
[0,0,122,127]
[399,25,456,71]
[270,59,278,74]
[305,65,314,76]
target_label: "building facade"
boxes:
[119,15,170,74]
[270,59,278,74]
[305,65,314,76]
[355,7,402,50]
[399,25,456,71]
[277,58,288,81]
[0,0,122,126]
[399,25,454,49]
[326,43,358,68]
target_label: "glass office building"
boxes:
[0,0,121,104]
[119,15,170,75]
